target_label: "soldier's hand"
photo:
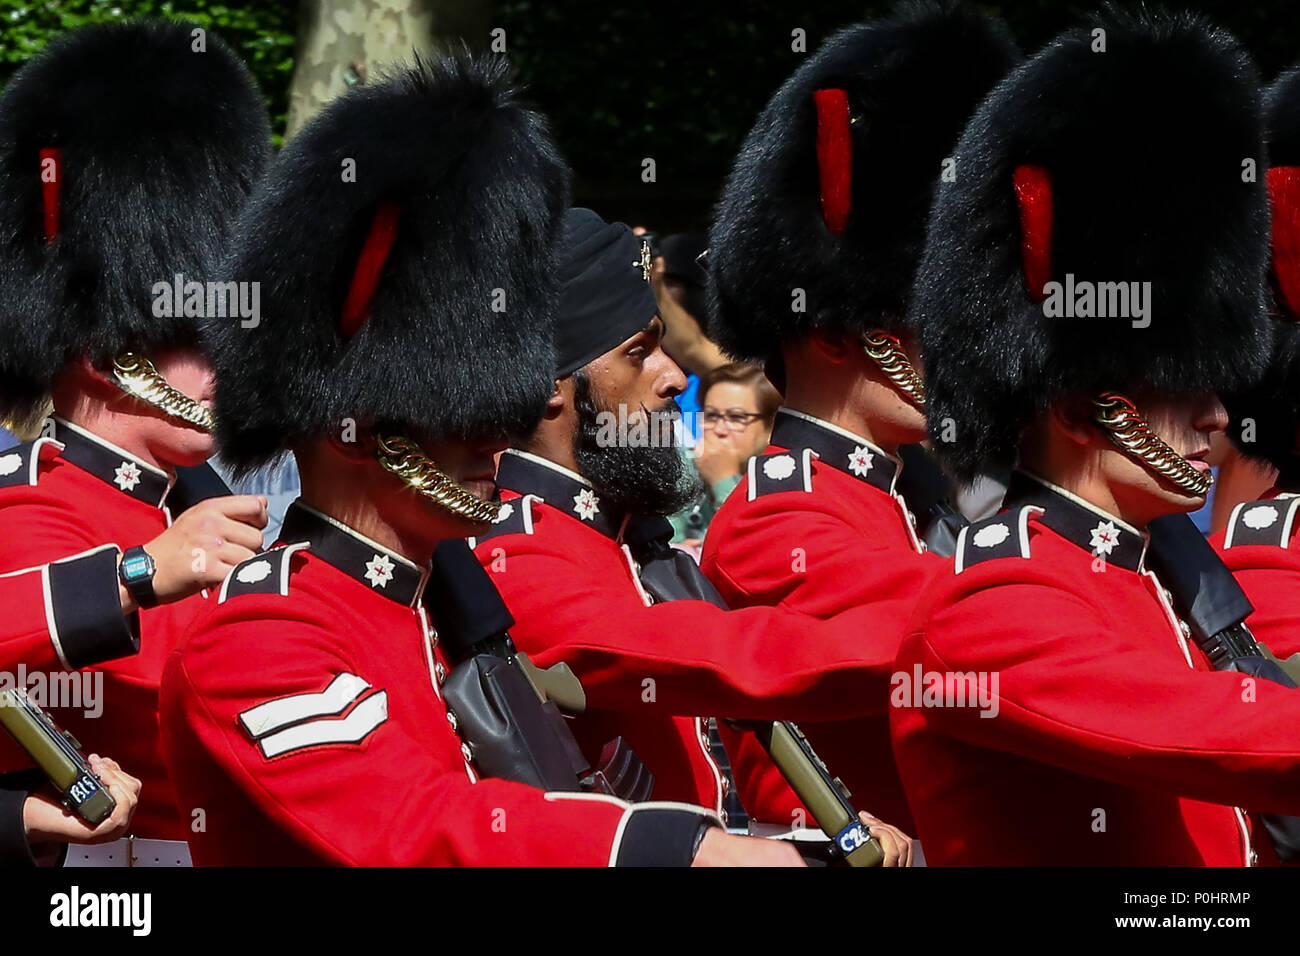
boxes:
[133,495,268,608]
[23,755,141,847]
[859,811,914,867]
[690,828,807,867]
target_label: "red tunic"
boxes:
[1212,489,1300,658]
[161,501,716,866]
[700,409,941,830]
[891,472,1300,865]
[474,449,911,819]
[0,418,199,839]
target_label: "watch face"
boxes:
[121,552,154,581]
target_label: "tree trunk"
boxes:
[285,0,492,141]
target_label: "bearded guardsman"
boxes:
[1212,67,1300,666]
[469,207,916,863]
[158,56,800,867]
[891,9,1300,866]
[0,21,270,864]
[699,4,1019,835]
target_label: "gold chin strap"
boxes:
[1092,392,1212,497]
[862,331,927,408]
[110,353,215,432]
[375,434,499,524]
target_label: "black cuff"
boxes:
[0,773,39,867]
[48,548,141,669]
[615,808,719,867]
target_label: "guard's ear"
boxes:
[807,329,855,364]
[1049,395,1097,446]
[544,377,572,420]
[71,355,123,400]
[327,429,377,462]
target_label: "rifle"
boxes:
[624,517,886,865]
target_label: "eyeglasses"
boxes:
[701,407,763,430]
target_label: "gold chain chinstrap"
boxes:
[1092,392,1212,497]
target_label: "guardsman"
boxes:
[0,21,270,863]
[471,207,913,863]
[892,9,1300,866]
[1213,66,1300,661]
[699,4,1019,834]
[159,55,798,867]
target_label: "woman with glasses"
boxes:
[671,363,780,550]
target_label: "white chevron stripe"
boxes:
[239,673,371,738]
[257,691,389,759]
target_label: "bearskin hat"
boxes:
[0,20,270,424]
[704,1,1020,364]
[915,8,1272,482]
[210,53,569,474]
[1223,66,1300,477]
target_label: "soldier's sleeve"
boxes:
[477,530,902,722]
[701,490,939,623]
[164,606,716,866]
[0,494,139,673]
[0,772,38,867]
[1215,522,1300,660]
[909,566,1300,817]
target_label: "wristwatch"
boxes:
[118,546,159,610]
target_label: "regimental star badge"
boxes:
[848,446,874,477]
[1089,520,1120,556]
[573,488,600,521]
[633,239,652,282]
[364,553,396,589]
[114,460,142,491]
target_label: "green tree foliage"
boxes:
[0,0,296,140]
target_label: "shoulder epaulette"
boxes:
[468,495,537,548]
[1223,496,1300,550]
[746,448,814,501]
[0,437,62,490]
[954,506,1037,574]
[218,543,308,603]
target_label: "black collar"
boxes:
[280,502,428,607]
[1006,471,1147,572]
[494,449,627,541]
[771,409,900,496]
[49,417,172,508]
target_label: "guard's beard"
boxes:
[573,369,702,517]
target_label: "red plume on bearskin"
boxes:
[1267,167,1300,320]
[1012,165,1052,303]
[814,89,853,235]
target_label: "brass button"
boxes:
[446,711,458,733]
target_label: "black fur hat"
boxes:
[1222,66,1300,476]
[705,2,1020,364]
[0,20,270,423]
[915,8,1272,482]
[210,54,570,473]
